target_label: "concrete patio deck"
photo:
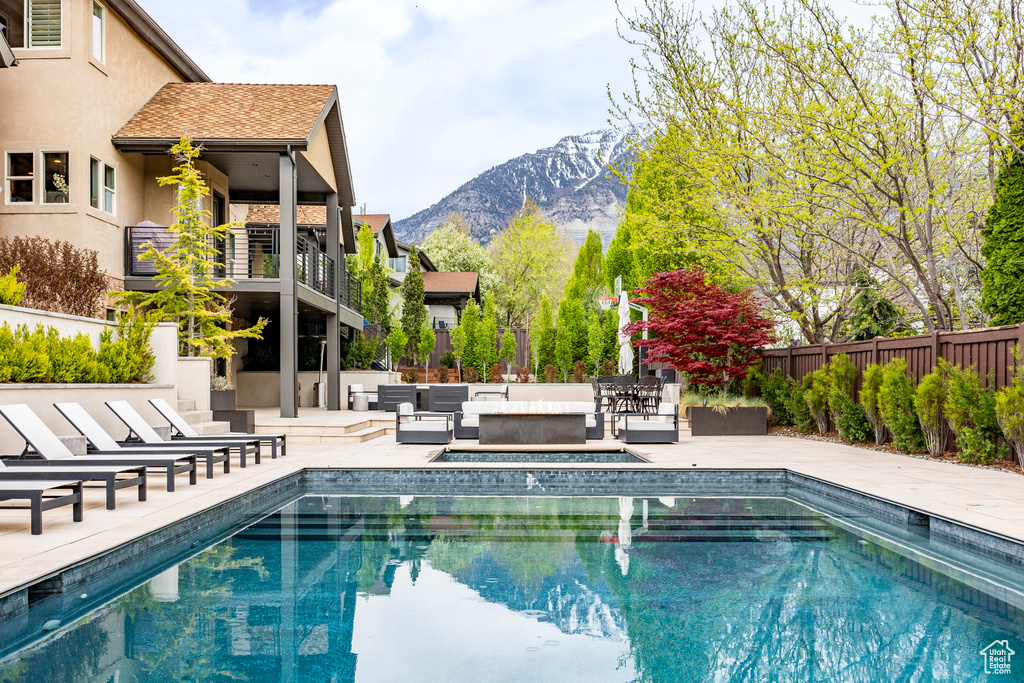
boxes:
[2,406,1024,601]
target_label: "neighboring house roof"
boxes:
[114,83,336,141]
[422,272,479,295]
[355,214,397,257]
[0,31,16,67]
[354,214,391,234]
[106,0,208,81]
[247,204,328,226]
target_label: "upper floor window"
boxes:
[389,256,407,273]
[5,152,34,203]
[90,157,115,214]
[91,2,104,61]
[42,151,69,203]
[27,0,61,49]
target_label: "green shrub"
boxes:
[742,365,763,398]
[98,311,155,384]
[944,363,1006,463]
[787,377,817,433]
[439,351,456,368]
[346,335,377,370]
[826,354,858,426]
[0,324,50,382]
[803,369,830,435]
[915,369,946,458]
[996,346,1024,469]
[878,358,924,453]
[833,391,873,443]
[859,363,888,445]
[759,368,792,426]
[0,265,25,306]
[45,328,103,383]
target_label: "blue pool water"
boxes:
[1,495,1023,682]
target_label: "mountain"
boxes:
[393,129,632,246]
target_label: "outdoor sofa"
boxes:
[454,401,604,440]
[615,403,680,444]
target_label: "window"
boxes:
[91,2,104,61]
[389,256,407,273]
[27,0,61,48]
[6,152,34,203]
[0,4,24,48]
[90,158,114,213]
[42,151,69,203]
[103,163,115,213]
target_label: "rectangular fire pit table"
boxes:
[478,413,587,445]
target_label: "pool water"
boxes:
[2,495,1023,682]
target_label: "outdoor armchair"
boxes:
[615,403,679,444]
[395,402,453,445]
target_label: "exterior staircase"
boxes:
[176,398,231,436]
[254,418,396,445]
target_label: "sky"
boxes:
[140,0,640,221]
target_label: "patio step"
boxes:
[180,409,213,425]
[177,399,196,413]
[277,425,394,444]
[190,420,231,436]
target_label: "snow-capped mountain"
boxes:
[393,129,632,245]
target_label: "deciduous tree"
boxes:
[625,268,776,393]
[420,214,497,293]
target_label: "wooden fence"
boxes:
[761,323,1024,389]
[398,328,532,369]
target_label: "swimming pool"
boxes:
[1,492,1021,682]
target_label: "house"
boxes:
[422,271,480,329]
[0,0,361,417]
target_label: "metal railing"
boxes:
[125,225,360,312]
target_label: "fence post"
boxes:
[1018,323,1024,354]
[820,343,827,371]
[786,345,793,378]
[931,330,940,369]
[870,336,879,365]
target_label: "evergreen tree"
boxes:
[499,327,517,371]
[115,136,266,371]
[564,229,605,307]
[417,320,436,373]
[532,296,557,378]
[981,149,1024,325]
[456,298,481,373]
[555,298,587,379]
[475,292,498,380]
[363,257,392,328]
[400,249,427,361]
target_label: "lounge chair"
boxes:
[428,385,468,413]
[0,403,201,498]
[106,401,258,468]
[0,478,83,535]
[395,403,453,444]
[54,402,217,480]
[0,405,148,507]
[615,403,679,444]
[347,383,378,410]
[147,398,285,459]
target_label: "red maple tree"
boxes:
[624,269,776,392]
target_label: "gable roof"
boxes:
[422,272,479,295]
[106,0,208,82]
[114,83,336,141]
[354,214,391,234]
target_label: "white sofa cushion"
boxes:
[618,418,676,431]
[399,421,449,432]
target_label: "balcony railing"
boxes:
[126,225,361,313]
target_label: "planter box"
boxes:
[210,390,236,411]
[686,406,767,436]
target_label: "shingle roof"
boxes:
[246,204,328,225]
[422,272,479,294]
[114,83,336,141]
[354,214,391,234]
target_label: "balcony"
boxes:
[125,225,361,314]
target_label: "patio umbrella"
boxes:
[617,291,634,375]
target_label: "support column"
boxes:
[326,192,341,410]
[280,151,299,418]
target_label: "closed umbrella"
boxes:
[617,291,634,375]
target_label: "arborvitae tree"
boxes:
[475,292,498,380]
[400,249,427,361]
[363,257,392,328]
[564,229,605,306]
[456,298,481,373]
[555,298,587,379]
[532,296,557,378]
[981,148,1024,325]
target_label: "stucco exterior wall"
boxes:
[0,0,190,279]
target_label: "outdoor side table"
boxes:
[352,394,370,412]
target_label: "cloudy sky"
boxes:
[141,0,639,221]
